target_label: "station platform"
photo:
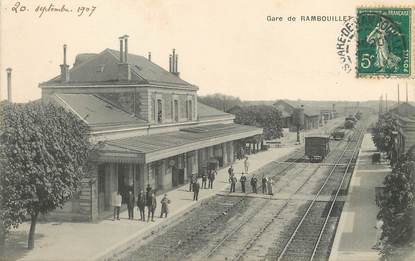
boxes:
[329,134,391,261]
[1,146,299,261]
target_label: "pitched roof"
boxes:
[198,102,233,120]
[41,49,197,89]
[389,102,415,119]
[102,123,262,163]
[273,100,320,117]
[52,93,147,129]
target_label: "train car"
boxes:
[332,128,346,140]
[305,135,330,162]
[345,115,357,122]
[355,111,362,120]
[344,119,355,129]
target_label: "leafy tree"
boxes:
[0,101,92,249]
[372,113,398,154]
[262,107,283,140]
[198,93,242,112]
[231,105,283,140]
[379,156,415,258]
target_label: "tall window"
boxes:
[174,100,179,122]
[157,99,163,123]
[187,100,193,120]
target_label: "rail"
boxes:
[276,126,364,261]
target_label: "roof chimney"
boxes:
[117,35,131,81]
[60,44,70,82]
[169,55,173,72]
[171,48,180,77]
[123,35,129,63]
[119,36,124,63]
[148,52,152,61]
[6,68,12,102]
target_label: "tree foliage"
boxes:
[379,155,415,257]
[372,113,398,154]
[198,93,242,112]
[0,101,92,248]
[372,112,415,258]
[230,105,283,140]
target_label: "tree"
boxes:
[0,101,92,249]
[379,157,415,258]
[232,105,283,140]
[262,107,283,140]
[198,93,242,112]
[372,113,397,154]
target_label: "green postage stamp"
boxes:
[357,7,413,77]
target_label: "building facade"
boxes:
[39,37,262,221]
[389,103,415,157]
[273,100,320,131]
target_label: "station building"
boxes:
[389,102,415,157]
[39,36,262,221]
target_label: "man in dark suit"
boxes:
[230,176,237,193]
[137,190,146,221]
[127,190,135,220]
[193,180,200,201]
[147,192,157,222]
[262,176,267,194]
[251,175,258,193]
[240,173,247,193]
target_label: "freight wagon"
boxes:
[332,128,346,140]
[305,135,330,162]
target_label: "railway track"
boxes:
[112,122,367,261]
[204,126,364,261]
[275,126,364,261]
[112,147,310,261]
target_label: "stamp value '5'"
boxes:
[356,7,413,78]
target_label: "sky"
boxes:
[1,0,414,103]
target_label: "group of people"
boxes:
[111,184,171,222]
[189,168,217,201]
[227,162,274,195]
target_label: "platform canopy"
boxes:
[98,123,263,164]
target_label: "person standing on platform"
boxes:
[244,157,250,174]
[160,194,170,218]
[230,176,237,193]
[193,180,200,201]
[137,190,146,221]
[147,192,157,222]
[251,175,258,193]
[262,176,267,194]
[189,174,194,192]
[266,178,274,196]
[112,191,122,221]
[208,169,216,189]
[146,184,152,198]
[228,165,234,183]
[127,190,135,220]
[202,171,207,189]
[240,173,247,193]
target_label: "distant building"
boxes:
[388,102,415,157]
[39,37,262,221]
[273,100,320,131]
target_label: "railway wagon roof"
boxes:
[305,134,330,139]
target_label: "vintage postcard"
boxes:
[1,1,415,261]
